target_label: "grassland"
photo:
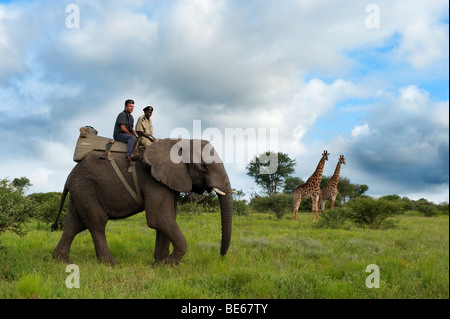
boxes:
[0,211,448,299]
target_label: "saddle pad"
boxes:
[73,127,127,162]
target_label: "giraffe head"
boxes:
[339,155,346,165]
[322,150,330,161]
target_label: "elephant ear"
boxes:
[143,138,192,192]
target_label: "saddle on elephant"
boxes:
[73,126,128,162]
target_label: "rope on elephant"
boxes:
[107,153,144,206]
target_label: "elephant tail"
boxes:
[51,186,69,232]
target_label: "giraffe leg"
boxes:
[320,199,326,214]
[330,197,336,211]
[292,194,302,221]
[312,195,319,222]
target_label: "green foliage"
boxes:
[27,192,68,230]
[178,202,204,216]
[417,205,440,217]
[436,202,449,215]
[12,177,32,192]
[337,177,369,203]
[283,176,304,194]
[246,151,296,195]
[0,178,33,238]
[233,200,249,216]
[318,197,404,229]
[178,192,219,212]
[250,193,291,219]
[345,197,402,229]
[412,198,448,217]
[317,207,351,229]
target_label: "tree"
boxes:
[353,184,369,198]
[0,178,33,238]
[246,151,296,195]
[283,176,305,194]
[12,177,32,193]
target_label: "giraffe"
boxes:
[291,150,329,222]
[319,155,346,214]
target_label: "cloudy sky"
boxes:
[0,0,448,203]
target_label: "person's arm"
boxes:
[120,124,137,137]
[136,130,156,142]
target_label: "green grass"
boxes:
[0,211,448,299]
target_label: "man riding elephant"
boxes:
[135,105,156,149]
[113,99,140,161]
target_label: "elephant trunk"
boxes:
[218,188,233,256]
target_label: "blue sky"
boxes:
[0,0,448,202]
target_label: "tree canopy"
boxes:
[246,151,296,195]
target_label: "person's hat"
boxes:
[143,106,153,112]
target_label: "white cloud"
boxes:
[395,8,449,69]
[351,124,370,137]
[0,1,447,203]
[333,84,449,198]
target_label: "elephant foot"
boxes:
[52,251,71,264]
[97,256,119,266]
[164,259,180,266]
[153,256,181,266]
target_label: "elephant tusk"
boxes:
[213,187,226,196]
[231,190,237,194]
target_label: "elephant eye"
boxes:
[203,164,209,170]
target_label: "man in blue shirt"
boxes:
[113,99,139,160]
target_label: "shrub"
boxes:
[250,193,291,219]
[233,200,249,216]
[178,202,203,215]
[0,178,33,238]
[27,192,68,230]
[417,205,439,217]
[413,198,448,216]
[436,202,449,215]
[345,197,401,229]
[317,207,351,229]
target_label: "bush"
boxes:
[250,193,291,219]
[178,202,203,216]
[317,207,351,229]
[345,197,401,229]
[233,200,249,216]
[436,202,449,215]
[413,198,447,216]
[0,178,33,238]
[27,192,68,230]
[417,205,439,217]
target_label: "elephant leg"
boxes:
[89,227,118,265]
[146,191,186,265]
[154,230,170,263]
[155,219,187,265]
[53,206,87,264]
[76,198,117,265]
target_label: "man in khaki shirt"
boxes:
[135,106,156,148]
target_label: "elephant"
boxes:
[52,138,233,265]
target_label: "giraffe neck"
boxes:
[327,162,341,188]
[307,157,326,185]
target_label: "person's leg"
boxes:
[114,134,137,158]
